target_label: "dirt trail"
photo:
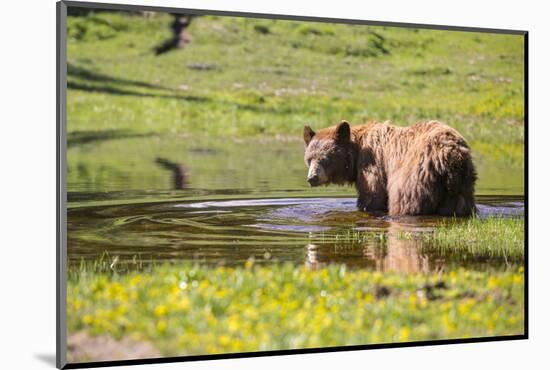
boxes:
[67,331,160,363]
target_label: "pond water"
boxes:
[67,136,524,272]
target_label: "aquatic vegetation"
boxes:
[400,217,525,260]
[68,263,524,357]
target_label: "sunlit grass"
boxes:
[67,12,524,144]
[67,262,524,357]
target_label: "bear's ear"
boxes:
[335,120,351,142]
[303,125,315,146]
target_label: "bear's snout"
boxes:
[307,174,320,187]
[307,161,328,186]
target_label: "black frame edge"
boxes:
[62,335,527,369]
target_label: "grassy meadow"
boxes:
[65,9,525,362]
[67,12,524,140]
[68,262,524,357]
[66,10,525,194]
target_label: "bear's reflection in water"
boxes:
[304,222,445,273]
[68,195,522,271]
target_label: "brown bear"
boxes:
[303,120,477,216]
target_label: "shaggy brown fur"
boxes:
[303,120,477,216]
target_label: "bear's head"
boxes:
[303,120,357,187]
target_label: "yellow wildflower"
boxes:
[219,335,231,346]
[399,327,411,341]
[228,315,240,332]
[82,314,93,325]
[154,304,167,317]
[156,320,167,333]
